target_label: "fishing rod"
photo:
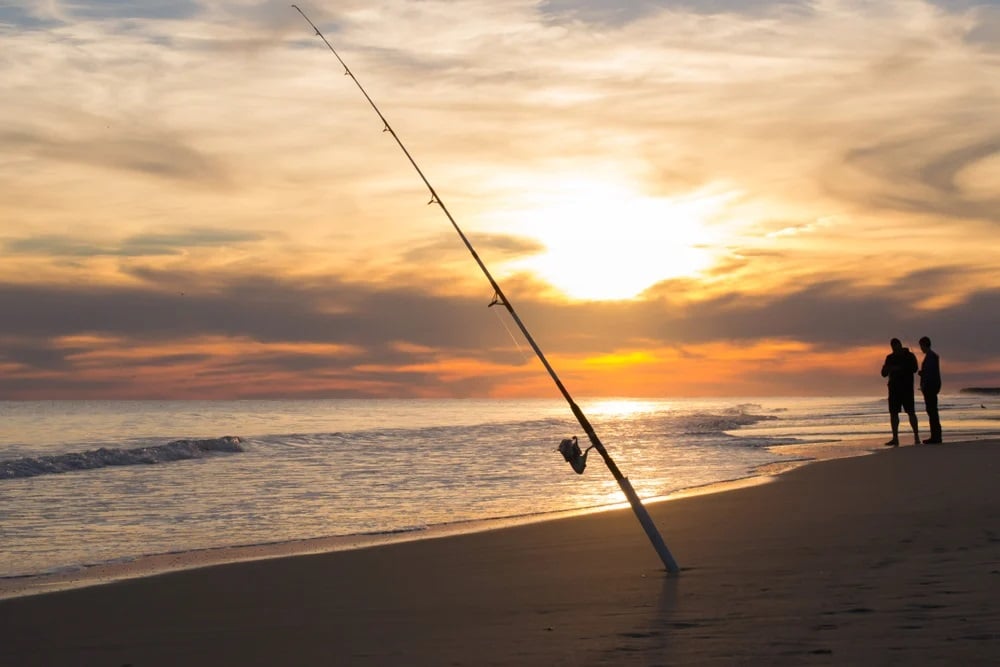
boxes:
[292,5,679,574]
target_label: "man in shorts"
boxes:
[880,338,920,446]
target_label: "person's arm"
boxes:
[929,354,942,391]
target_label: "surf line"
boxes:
[292,5,680,574]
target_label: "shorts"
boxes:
[888,388,915,415]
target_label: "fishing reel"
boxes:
[557,436,594,475]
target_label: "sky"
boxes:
[1,0,998,399]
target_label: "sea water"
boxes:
[0,395,997,585]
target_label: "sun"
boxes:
[500,178,729,301]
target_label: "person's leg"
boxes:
[888,407,900,445]
[925,392,942,442]
[886,394,901,445]
[903,394,919,444]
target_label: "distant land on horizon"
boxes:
[960,387,1000,395]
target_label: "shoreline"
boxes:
[3,434,977,601]
[1,437,997,664]
[0,436,887,601]
[0,461,786,601]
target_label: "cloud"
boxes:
[1,128,231,187]
[0,263,996,397]
[837,133,1000,224]
[539,0,809,26]
[3,228,266,258]
[1,340,78,371]
[64,0,201,21]
[965,5,1000,48]
[0,3,59,28]
[932,0,1000,12]
[0,270,509,350]
[400,233,544,264]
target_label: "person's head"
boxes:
[890,338,902,352]
[919,336,932,352]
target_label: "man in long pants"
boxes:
[919,336,942,444]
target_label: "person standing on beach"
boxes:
[918,336,942,444]
[881,338,920,446]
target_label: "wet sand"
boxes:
[1,438,998,665]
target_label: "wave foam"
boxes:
[0,436,243,480]
[674,411,777,434]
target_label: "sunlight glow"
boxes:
[583,398,662,417]
[505,179,731,301]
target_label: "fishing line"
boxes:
[292,4,679,573]
[489,297,532,365]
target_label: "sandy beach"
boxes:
[2,438,998,666]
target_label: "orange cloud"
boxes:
[0,332,985,400]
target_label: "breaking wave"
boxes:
[0,436,243,480]
[672,410,778,435]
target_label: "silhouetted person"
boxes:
[918,336,942,443]
[881,338,919,446]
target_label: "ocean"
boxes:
[1,395,997,590]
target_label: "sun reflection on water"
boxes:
[582,398,666,417]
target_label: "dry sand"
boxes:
[2,439,998,666]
